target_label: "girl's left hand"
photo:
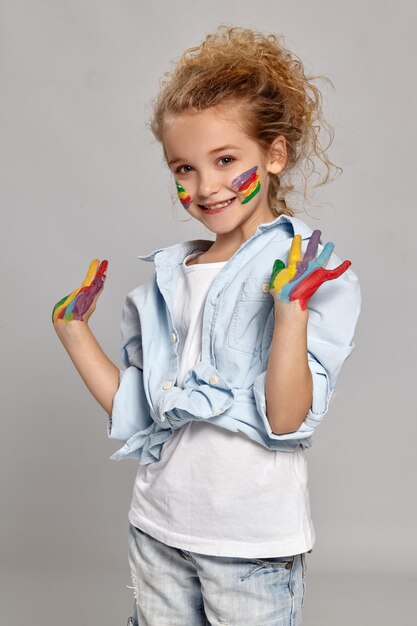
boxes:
[52,259,108,325]
[269,230,351,310]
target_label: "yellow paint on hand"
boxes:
[271,235,302,293]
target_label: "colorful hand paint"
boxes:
[176,182,191,209]
[231,166,261,204]
[52,259,108,323]
[269,230,351,310]
[269,235,302,292]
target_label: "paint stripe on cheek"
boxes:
[176,182,192,209]
[231,166,261,204]
[241,180,261,204]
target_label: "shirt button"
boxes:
[171,332,177,343]
[209,374,219,385]
[261,282,270,293]
[162,381,173,390]
[160,415,166,422]
[213,409,222,416]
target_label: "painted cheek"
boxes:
[231,166,261,205]
[176,182,192,210]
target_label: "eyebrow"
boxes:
[168,145,241,167]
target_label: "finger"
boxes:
[315,241,334,268]
[292,230,321,281]
[52,293,73,322]
[52,286,81,322]
[271,235,302,295]
[322,260,351,280]
[272,268,297,295]
[96,259,108,277]
[269,259,285,289]
[288,234,302,267]
[289,260,352,310]
[72,274,106,319]
[304,230,321,262]
[81,259,100,288]
[288,268,324,310]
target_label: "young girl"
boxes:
[53,27,361,626]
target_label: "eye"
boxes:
[175,164,194,174]
[218,156,235,166]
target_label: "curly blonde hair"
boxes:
[150,26,341,216]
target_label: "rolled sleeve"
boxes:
[252,358,334,442]
[108,290,153,446]
[108,366,153,442]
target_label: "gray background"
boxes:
[1,1,416,624]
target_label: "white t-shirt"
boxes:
[128,252,315,557]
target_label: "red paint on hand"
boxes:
[289,261,351,310]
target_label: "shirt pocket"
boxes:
[228,278,274,355]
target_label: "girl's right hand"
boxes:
[52,259,108,331]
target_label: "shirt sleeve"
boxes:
[108,293,154,443]
[253,256,361,442]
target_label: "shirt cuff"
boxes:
[158,361,235,425]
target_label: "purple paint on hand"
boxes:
[292,230,321,281]
[72,275,106,320]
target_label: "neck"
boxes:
[212,211,276,256]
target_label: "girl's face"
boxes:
[162,106,286,241]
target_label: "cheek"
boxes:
[176,182,192,209]
[231,165,261,204]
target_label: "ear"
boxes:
[266,135,287,175]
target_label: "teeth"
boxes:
[203,199,233,210]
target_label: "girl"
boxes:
[53,27,361,626]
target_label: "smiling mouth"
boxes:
[198,197,236,211]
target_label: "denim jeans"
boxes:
[127,523,308,626]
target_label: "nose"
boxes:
[196,172,220,200]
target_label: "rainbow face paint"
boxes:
[269,230,351,310]
[231,166,261,204]
[52,259,108,323]
[176,182,191,210]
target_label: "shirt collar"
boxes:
[137,214,313,267]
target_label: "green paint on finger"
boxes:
[52,294,71,322]
[269,259,285,289]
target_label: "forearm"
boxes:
[265,300,312,434]
[54,321,120,415]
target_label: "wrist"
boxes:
[53,318,92,345]
[273,297,309,327]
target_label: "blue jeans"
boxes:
[127,523,308,626]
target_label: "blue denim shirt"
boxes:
[108,214,361,465]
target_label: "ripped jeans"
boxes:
[127,523,308,626]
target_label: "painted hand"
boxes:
[269,230,351,310]
[52,259,108,323]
